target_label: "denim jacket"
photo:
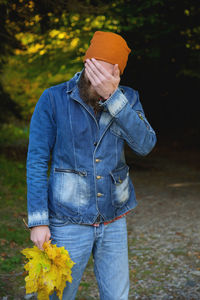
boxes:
[26,71,156,227]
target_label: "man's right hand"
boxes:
[30,225,51,250]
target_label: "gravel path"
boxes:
[76,147,200,300]
[126,147,200,300]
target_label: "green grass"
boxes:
[0,154,31,297]
[0,156,27,210]
[0,254,22,272]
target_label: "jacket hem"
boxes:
[49,201,138,227]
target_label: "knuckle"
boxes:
[97,79,102,85]
[31,236,35,242]
[36,238,42,245]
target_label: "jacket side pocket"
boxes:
[110,165,130,208]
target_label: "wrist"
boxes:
[101,90,115,101]
[31,225,49,230]
[103,94,111,101]
[104,87,119,100]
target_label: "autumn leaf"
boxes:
[21,241,75,300]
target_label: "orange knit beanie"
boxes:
[84,31,131,74]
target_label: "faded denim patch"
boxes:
[28,210,49,226]
[110,165,130,208]
[52,169,90,213]
[99,111,112,127]
[106,90,128,116]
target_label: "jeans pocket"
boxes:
[49,215,70,227]
[110,165,130,208]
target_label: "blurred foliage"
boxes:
[0,0,199,122]
[0,123,29,146]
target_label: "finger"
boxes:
[45,232,51,242]
[90,58,111,78]
[113,64,120,77]
[85,64,101,86]
[38,240,44,250]
[85,68,96,86]
[33,237,45,250]
[86,59,107,80]
[85,60,103,81]
[32,240,42,250]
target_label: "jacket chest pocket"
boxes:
[110,165,130,208]
[52,168,90,213]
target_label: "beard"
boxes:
[77,69,103,114]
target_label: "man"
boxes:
[27,31,156,299]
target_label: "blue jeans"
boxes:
[49,217,129,300]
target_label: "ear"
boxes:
[113,64,120,77]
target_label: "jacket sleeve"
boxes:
[100,87,156,156]
[26,88,56,228]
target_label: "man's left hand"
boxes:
[85,58,120,100]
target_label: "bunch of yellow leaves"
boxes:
[21,241,75,300]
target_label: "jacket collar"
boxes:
[66,69,97,117]
[65,69,84,93]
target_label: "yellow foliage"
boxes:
[39,49,46,55]
[71,14,80,22]
[27,43,43,54]
[58,32,66,39]
[15,49,22,55]
[70,38,79,48]
[34,15,41,22]
[28,1,34,9]
[83,26,91,31]
[21,241,75,300]
[49,29,60,38]
[184,9,190,16]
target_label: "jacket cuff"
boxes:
[28,210,49,228]
[99,88,128,117]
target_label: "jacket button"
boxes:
[97,193,103,197]
[95,158,101,163]
[138,112,144,120]
[94,142,97,146]
[96,175,102,179]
